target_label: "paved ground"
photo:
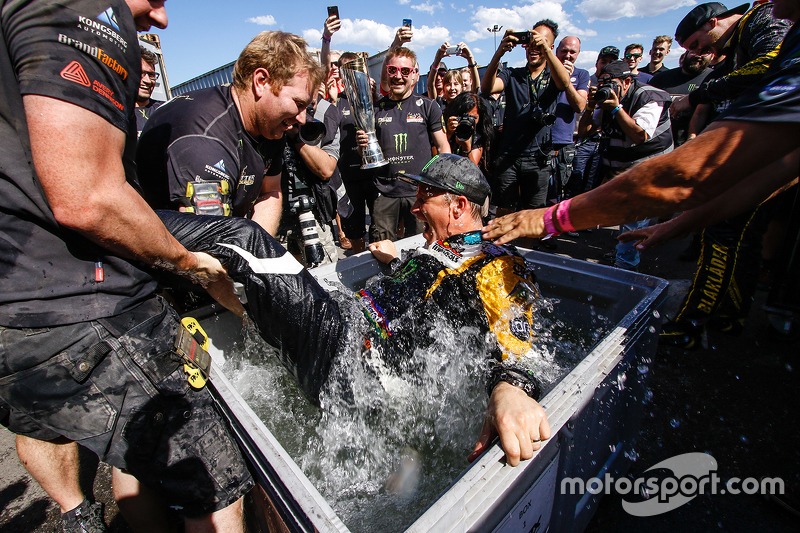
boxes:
[1,227,797,532]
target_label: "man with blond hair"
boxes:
[138,31,325,235]
[640,35,673,75]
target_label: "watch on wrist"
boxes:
[486,365,542,400]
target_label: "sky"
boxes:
[151,0,713,87]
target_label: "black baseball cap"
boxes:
[597,46,620,60]
[398,154,490,205]
[600,60,633,79]
[675,2,749,43]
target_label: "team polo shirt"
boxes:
[373,93,443,197]
[551,67,590,144]
[718,21,800,124]
[136,85,284,218]
[0,0,156,327]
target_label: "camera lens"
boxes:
[298,210,325,266]
[595,86,614,102]
[299,119,326,144]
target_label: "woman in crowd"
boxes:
[443,92,493,175]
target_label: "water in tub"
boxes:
[223,272,608,533]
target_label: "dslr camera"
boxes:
[594,80,622,103]
[298,103,326,144]
[454,114,477,142]
[530,106,556,128]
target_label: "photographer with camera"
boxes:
[480,19,574,234]
[279,86,347,267]
[577,60,672,270]
[443,92,493,177]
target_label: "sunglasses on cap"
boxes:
[386,65,417,77]
[624,53,642,59]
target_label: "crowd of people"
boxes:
[1,0,798,531]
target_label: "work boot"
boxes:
[659,321,703,349]
[61,500,107,533]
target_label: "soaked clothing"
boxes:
[155,215,540,403]
[688,2,790,110]
[136,84,284,218]
[358,231,540,367]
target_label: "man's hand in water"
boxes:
[468,381,551,466]
[369,240,398,264]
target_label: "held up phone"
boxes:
[327,6,339,19]
[403,18,412,28]
[509,30,531,45]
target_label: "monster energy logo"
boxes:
[394,133,408,153]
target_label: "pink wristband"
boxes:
[556,199,575,232]
[543,205,559,236]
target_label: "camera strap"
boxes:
[527,69,549,109]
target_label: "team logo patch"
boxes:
[378,116,393,125]
[61,61,91,87]
[759,75,800,101]
[407,113,424,123]
[416,98,424,106]
[97,7,119,30]
[509,316,531,341]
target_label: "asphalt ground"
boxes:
[1,227,797,532]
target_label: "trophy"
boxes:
[340,58,388,169]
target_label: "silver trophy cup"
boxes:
[340,58,388,169]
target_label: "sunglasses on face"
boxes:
[386,65,416,77]
[624,53,642,59]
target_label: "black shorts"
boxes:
[0,297,253,517]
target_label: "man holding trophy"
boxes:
[355,47,451,242]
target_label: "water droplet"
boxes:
[638,364,649,375]
[740,435,748,443]
[644,390,654,402]
[786,364,793,371]
[648,325,656,333]
[587,295,593,301]
[653,310,660,319]
[670,418,680,428]
[640,484,650,499]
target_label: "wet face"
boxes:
[255,70,314,139]
[125,0,167,31]
[624,47,643,70]
[650,42,670,64]
[526,25,555,69]
[556,37,581,64]
[138,59,157,103]
[443,78,463,102]
[411,184,454,245]
[386,56,417,100]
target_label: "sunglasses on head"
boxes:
[386,65,416,77]
[624,53,642,59]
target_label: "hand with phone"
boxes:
[392,20,413,48]
[324,6,340,39]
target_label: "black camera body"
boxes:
[508,30,531,45]
[531,106,556,128]
[594,81,621,103]
[454,114,477,142]
[298,103,326,145]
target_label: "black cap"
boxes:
[398,154,490,205]
[675,2,749,43]
[598,46,620,60]
[600,60,632,79]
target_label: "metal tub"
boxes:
[200,236,668,533]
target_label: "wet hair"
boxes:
[442,192,485,221]
[532,19,559,41]
[140,48,157,67]
[385,46,417,65]
[653,35,673,47]
[625,43,644,54]
[233,31,324,96]
[442,92,493,176]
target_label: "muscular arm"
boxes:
[24,95,217,281]
[251,172,282,235]
[483,120,800,243]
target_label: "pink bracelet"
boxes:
[555,199,576,232]
[543,205,560,236]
